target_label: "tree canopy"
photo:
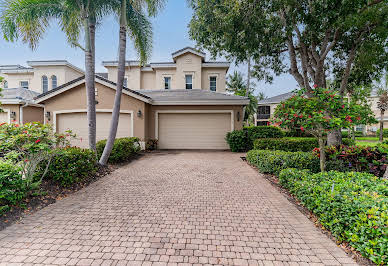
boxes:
[189,0,388,95]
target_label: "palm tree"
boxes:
[1,0,117,151]
[99,0,161,165]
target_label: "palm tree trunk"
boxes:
[84,17,97,152]
[379,110,384,142]
[318,134,326,172]
[99,0,127,165]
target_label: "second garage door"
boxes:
[0,111,9,124]
[158,112,232,149]
[57,111,132,148]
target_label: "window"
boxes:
[3,80,8,89]
[257,106,270,119]
[123,77,128,87]
[210,76,217,91]
[42,76,48,92]
[51,75,57,89]
[164,77,171,90]
[185,75,193,90]
[20,81,29,89]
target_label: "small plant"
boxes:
[146,139,158,150]
[96,137,140,163]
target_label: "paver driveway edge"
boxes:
[0,151,359,265]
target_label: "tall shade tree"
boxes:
[0,0,118,151]
[99,0,162,166]
[188,0,388,145]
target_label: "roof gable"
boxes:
[172,47,206,62]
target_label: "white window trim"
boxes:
[52,109,134,137]
[163,75,172,89]
[1,109,11,124]
[20,81,29,89]
[51,75,58,89]
[185,73,194,89]
[209,75,218,91]
[42,76,48,92]
[154,110,234,139]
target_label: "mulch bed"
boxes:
[0,164,114,231]
[244,158,375,266]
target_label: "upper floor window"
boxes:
[51,75,57,89]
[20,81,29,89]
[257,106,270,119]
[3,80,8,89]
[164,77,171,90]
[42,76,48,92]
[185,75,193,90]
[210,76,217,91]
[124,77,128,87]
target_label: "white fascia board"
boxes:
[2,69,34,74]
[34,79,85,103]
[172,48,206,60]
[102,61,141,67]
[141,67,154,72]
[27,60,84,74]
[149,63,176,68]
[0,99,24,104]
[202,62,230,68]
[151,100,249,106]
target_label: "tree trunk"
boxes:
[99,0,127,165]
[84,17,97,152]
[379,109,384,142]
[327,130,342,146]
[318,136,326,172]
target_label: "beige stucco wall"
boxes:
[141,71,156,90]
[146,105,244,140]
[1,65,83,93]
[22,106,44,124]
[175,53,202,89]
[41,82,147,140]
[201,67,227,92]
[1,104,20,123]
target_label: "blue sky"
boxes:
[0,1,297,97]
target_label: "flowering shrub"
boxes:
[273,87,376,171]
[0,122,75,189]
[279,169,388,265]
[313,145,388,177]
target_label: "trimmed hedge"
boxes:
[41,147,97,186]
[226,126,283,152]
[0,161,26,214]
[283,129,313,137]
[279,169,388,265]
[253,137,318,152]
[96,137,141,163]
[341,131,364,138]
[246,149,320,175]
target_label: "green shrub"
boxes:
[0,160,27,214]
[283,129,313,137]
[40,147,97,186]
[376,128,388,138]
[342,138,356,146]
[96,137,141,163]
[341,131,364,138]
[279,169,388,265]
[246,150,320,175]
[226,126,283,152]
[253,137,318,152]
[226,130,248,152]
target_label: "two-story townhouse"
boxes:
[254,91,383,135]
[1,47,249,150]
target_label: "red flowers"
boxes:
[293,113,298,117]
[35,139,41,144]
[300,126,305,132]
[0,122,6,126]
[356,116,361,121]
[341,105,345,109]
[313,84,318,88]
[345,115,352,122]
[308,115,312,118]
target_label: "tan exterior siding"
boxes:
[201,68,227,92]
[22,106,44,124]
[141,71,156,90]
[1,73,34,90]
[1,104,20,123]
[175,53,202,89]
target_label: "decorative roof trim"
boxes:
[102,61,141,67]
[202,62,230,68]
[149,63,176,68]
[152,100,250,106]
[1,68,34,74]
[27,60,84,74]
[172,47,206,60]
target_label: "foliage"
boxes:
[342,131,364,138]
[279,169,388,265]
[0,122,74,189]
[145,139,158,151]
[342,138,356,146]
[226,126,283,152]
[37,147,97,187]
[273,86,376,171]
[188,0,388,95]
[253,138,318,152]
[283,129,312,138]
[376,128,388,138]
[246,149,320,176]
[0,160,26,214]
[313,145,388,178]
[96,137,140,164]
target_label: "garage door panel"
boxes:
[57,112,131,148]
[158,113,231,149]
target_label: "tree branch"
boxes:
[72,41,87,52]
[320,29,340,61]
[294,25,311,90]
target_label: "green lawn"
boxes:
[355,141,380,147]
[356,137,381,141]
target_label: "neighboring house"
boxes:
[254,91,382,135]
[102,47,229,92]
[0,88,43,124]
[0,61,84,94]
[0,47,249,150]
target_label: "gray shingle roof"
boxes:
[1,87,39,101]
[257,92,294,104]
[135,89,249,103]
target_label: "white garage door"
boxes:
[0,111,9,124]
[158,113,232,149]
[57,112,132,148]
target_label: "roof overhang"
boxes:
[27,60,84,74]
[202,62,230,68]
[102,61,141,67]
[172,47,206,62]
[152,100,250,106]
[0,99,24,104]
[149,63,176,68]
[35,76,152,104]
[1,69,34,74]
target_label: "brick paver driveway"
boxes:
[0,151,357,266]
